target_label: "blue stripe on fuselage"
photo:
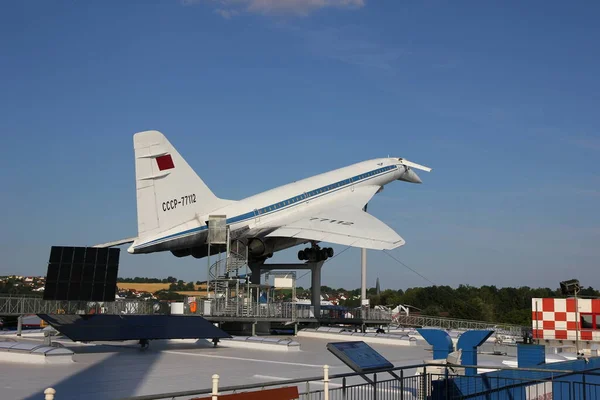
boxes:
[134,165,397,250]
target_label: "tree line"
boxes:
[336,285,600,326]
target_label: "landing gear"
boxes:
[139,339,149,349]
[298,246,334,262]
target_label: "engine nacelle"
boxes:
[247,237,274,257]
[171,249,191,258]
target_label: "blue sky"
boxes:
[1,0,599,291]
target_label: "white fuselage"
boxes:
[129,157,407,255]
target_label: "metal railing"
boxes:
[195,299,394,322]
[114,363,600,400]
[1,295,527,330]
[0,296,169,316]
[393,314,526,336]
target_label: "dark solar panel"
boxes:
[38,314,232,341]
[43,246,120,301]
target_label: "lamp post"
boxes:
[560,279,582,357]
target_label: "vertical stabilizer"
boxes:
[133,130,231,237]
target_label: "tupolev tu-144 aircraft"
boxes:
[100,130,431,264]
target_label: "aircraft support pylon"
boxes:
[250,261,326,317]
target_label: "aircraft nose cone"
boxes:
[398,168,422,184]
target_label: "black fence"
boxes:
[115,362,600,400]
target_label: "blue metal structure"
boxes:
[456,330,494,376]
[417,328,493,375]
[417,328,454,359]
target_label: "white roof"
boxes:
[0,332,516,399]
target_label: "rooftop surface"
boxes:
[0,331,514,400]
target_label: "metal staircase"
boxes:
[227,239,248,273]
[207,238,249,299]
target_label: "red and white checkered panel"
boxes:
[532,298,600,342]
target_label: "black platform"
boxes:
[38,314,231,342]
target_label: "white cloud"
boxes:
[186,0,365,17]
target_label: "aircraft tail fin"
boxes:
[133,130,232,237]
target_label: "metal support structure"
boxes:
[249,264,261,285]
[311,262,322,317]
[260,261,325,318]
[393,313,526,336]
[361,203,368,305]
[361,248,367,304]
